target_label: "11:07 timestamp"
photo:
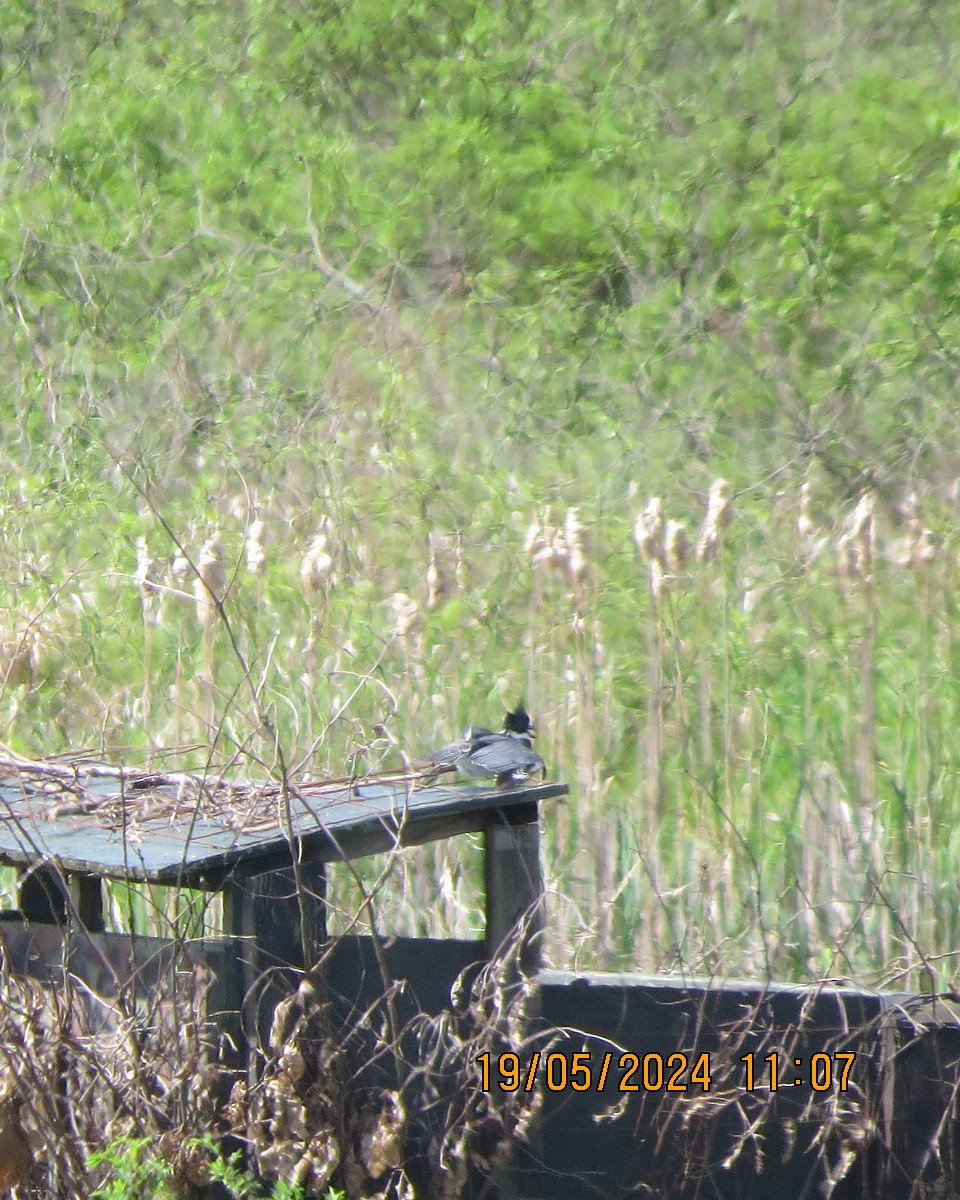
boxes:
[742,1052,856,1092]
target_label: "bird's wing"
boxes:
[417,739,469,771]
[467,725,496,741]
[464,737,545,779]
[417,726,493,772]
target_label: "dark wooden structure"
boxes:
[531,972,960,1199]
[0,763,565,1094]
[0,761,957,1199]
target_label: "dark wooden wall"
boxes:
[2,918,954,1200]
[326,939,960,1200]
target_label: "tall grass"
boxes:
[2,0,960,992]
[0,431,955,990]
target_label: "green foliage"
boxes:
[88,1138,174,1199]
[88,1136,345,1199]
[1,0,960,992]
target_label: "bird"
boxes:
[418,704,546,787]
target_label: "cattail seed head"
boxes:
[697,479,733,562]
[850,493,875,580]
[850,492,874,540]
[171,546,191,594]
[530,509,569,577]
[524,506,591,581]
[664,520,689,573]
[245,518,266,577]
[194,536,226,630]
[913,527,935,567]
[534,536,568,576]
[564,507,589,583]
[634,498,664,564]
[836,531,857,581]
[707,478,733,527]
[742,576,759,615]
[648,558,666,601]
[523,515,546,558]
[300,532,335,594]
[426,531,453,610]
[797,481,815,542]
[388,592,420,640]
[891,494,937,571]
[136,537,160,629]
[136,537,159,599]
[836,493,877,584]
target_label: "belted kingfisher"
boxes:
[419,705,546,786]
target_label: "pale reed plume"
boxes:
[564,507,596,802]
[664,520,689,574]
[524,505,595,805]
[691,482,734,821]
[798,481,815,543]
[300,531,335,595]
[136,536,160,720]
[524,506,591,585]
[912,526,935,567]
[522,512,547,559]
[696,479,733,562]
[388,592,420,640]
[171,546,191,591]
[849,492,875,581]
[426,531,454,610]
[300,525,337,675]
[633,497,669,816]
[527,507,571,578]
[136,536,159,604]
[167,544,192,733]
[564,507,590,585]
[194,536,226,631]
[634,497,664,565]
[892,493,936,570]
[837,493,878,806]
[797,479,829,562]
[647,557,667,602]
[245,517,266,577]
[835,532,858,583]
[195,535,226,730]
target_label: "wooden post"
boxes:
[484,801,544,976]
[222,861,327,1080]
[19,868,104,931]
[69,874,105,932]
[18,864,68,925]
[484,802,545,1200]
[204,933,248,1129]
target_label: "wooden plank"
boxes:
[0,919,221,997]
[0,782,567,887]
[534,974,889,1200]
[205,933,247,1118]
[0,917,246,1110]
[879,995,960,1195]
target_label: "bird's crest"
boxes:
[503,703,534,736]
